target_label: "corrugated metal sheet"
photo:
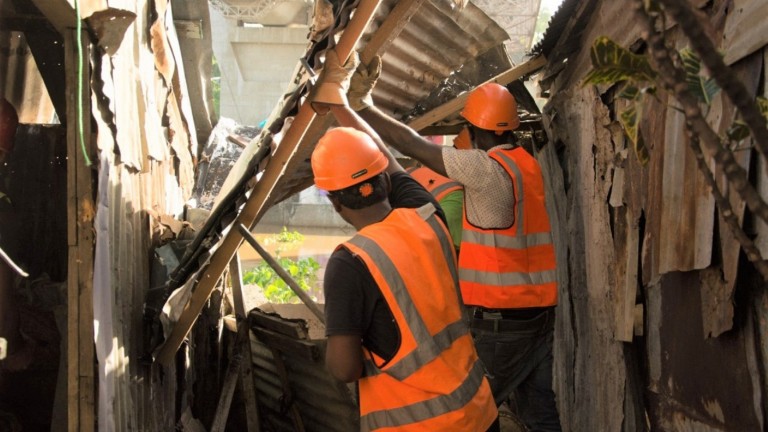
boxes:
[361,0,511,118]
[248,305,358,432]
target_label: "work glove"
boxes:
[309,49,359,115]
[348,55,381,111]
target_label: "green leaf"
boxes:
[618,85,641,101]
[583,36,657,86]
[619,104,650,165]
[758,96,768,117]
[680,48,720,105]
[725,97,768,143]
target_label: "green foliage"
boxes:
[583,37,656,165]
[241,228,320,304]
[583,36,728,165]
[727,96,768,143]
[243,257,320,304]
[680,48,720,105]
[265,226,305,246]
[619,105,650,165]
[582,36,657,86]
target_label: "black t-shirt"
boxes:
[323,170,447,362]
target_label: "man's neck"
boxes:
[346,201,393,231]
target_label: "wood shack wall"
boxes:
[539,0,767,430]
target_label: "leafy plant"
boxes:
[264,226,305,246]
[241,228,320,304]
[582,37,723,165]
[243,257,320,304]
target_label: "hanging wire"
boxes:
[74,0,93,166]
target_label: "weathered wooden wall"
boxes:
[539,0,766,430]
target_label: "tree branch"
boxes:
[635,1,768,225]
[658,0,768,163]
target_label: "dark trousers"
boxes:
[471,307,562,432]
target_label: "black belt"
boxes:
[470,307,553,333]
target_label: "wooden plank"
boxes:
[359,0,427,64]
[251,327,320,362]
[248,309,310,340]
[658,89,714,273]
[406,55,547,131]
[722,0,768,65]
[65,28,95,432]
[29,0,76,34]
[614,206,639,342]
[29,0,106,34]
[153,0,383,366]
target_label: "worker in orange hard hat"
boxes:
[308,49,499,432]
[346,55,562,431]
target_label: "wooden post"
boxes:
[65,28,95,432]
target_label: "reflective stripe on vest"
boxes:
[363,360,488,430]
[459,147,558,308]
[406,166,463,201]
[344,204,495,431]
[361,214,468,380]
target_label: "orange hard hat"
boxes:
[0,98,18,154]
[453,127,472,150]
[460,83,519,132]
[311,127,388,191]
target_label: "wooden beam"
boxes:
[28,0,105,34]
[406,55,547,132]
[65,28,95,432]
[153,0,383,366]
[29,0,75,34]
[0,16,56,33]
[359,0,427,64]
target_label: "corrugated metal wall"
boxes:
[88,0,207,430]
[538,0,766,430]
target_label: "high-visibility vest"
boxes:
[406,166,463,202]
[341,204,497,432]
[458,147,558,309]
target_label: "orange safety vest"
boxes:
[458,147,558,309]
[341,204,497,432]
[406,166,463,201]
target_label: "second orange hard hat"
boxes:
[460,83,520,132]
[311,127,389,191]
